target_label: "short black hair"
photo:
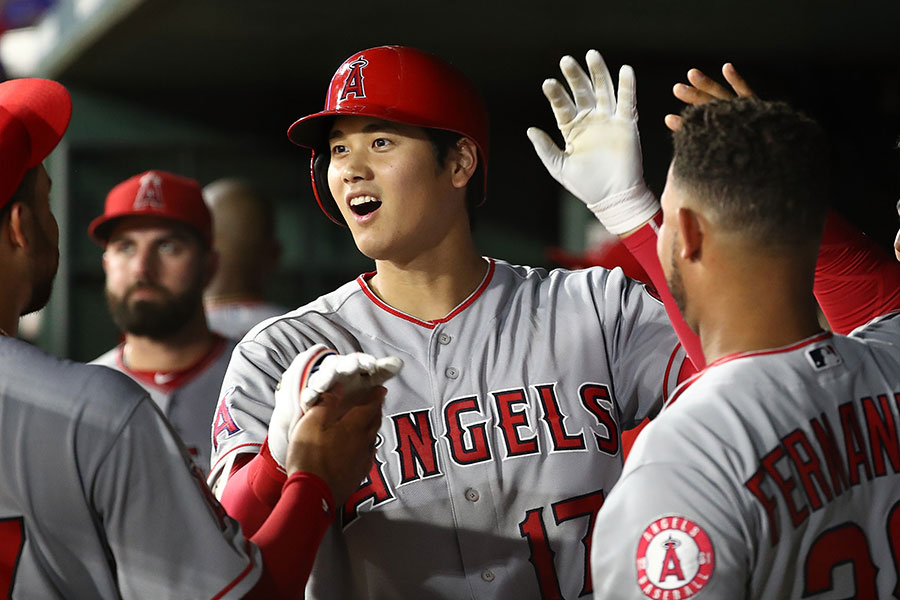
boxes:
[672,97,829,246]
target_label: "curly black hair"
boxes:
[672,97,830,246]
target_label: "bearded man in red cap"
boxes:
[88,170,233,471]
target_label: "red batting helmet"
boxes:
[287,45,490,225]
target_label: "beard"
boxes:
[664,233,690,324]
[106,280,203,339]
[22,229,59,316]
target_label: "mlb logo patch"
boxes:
[805,343,842,371]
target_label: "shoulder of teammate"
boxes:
[594,388,751,600]
[848,310,900,345]
[592,454,747,599]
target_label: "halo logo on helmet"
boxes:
[340,58,368,100]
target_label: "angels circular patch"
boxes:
[635,516,714,598]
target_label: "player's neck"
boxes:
[696,259,823,364]
[122,312,218,372]
[369,245,487,322]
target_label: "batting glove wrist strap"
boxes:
[585,184,660,235]
[269,344,336,471]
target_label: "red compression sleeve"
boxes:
[620,212,706,369]
[220,440,287,538]
[242,472,335,599]
[815,211,900,334]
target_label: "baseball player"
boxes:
[0,77,391,598]
[528,52,900,598]
[209,45,695,599]
[592,96,900,600]
[202,177,289,340]
[89,170,234,470]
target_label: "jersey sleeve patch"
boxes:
[635,515,714,598]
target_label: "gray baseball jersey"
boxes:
[211,258,686,599]
[206,300,290,341]
[0,336,262,598]
[93,335,235,472]
[591,312,900,599]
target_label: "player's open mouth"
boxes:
[349,195,382,216]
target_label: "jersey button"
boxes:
[438,332,452,345]
[465,488,479,502]
[445,367,459,379]
[481,569,495,583]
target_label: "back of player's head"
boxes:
[288,45,489,226]
[672,97,829,247]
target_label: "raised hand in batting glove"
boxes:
[268,344,403,470]
[527,50,659,236]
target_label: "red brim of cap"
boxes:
[0,79,71,168]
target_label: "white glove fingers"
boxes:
[541,78,577,127]
[353,353,378,374]
[526,127,565,181]
[615,65,639,122]
[585,50,615,115]
[559,55,595,114]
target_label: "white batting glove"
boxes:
[527,50,659,235]
[300,352,403,413]
[268,346,403,471]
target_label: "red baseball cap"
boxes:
[0,78,72,210]
[89,170,212,246]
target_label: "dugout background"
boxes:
[3,0,899,360]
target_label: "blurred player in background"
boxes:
[0,76,388,599]
[203,177,288,339]
[89,171,232,470]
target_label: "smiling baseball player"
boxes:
[209,45,693,599]
[0,77,392,599]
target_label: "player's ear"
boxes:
[676,206,703,262]
[6,202,33,251]
[449,137,478,190]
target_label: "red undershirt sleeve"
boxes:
[219,439,287,538]
[815,211,900,334]
[242,472,335,599]
[620,211,706,369]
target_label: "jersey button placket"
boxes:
[445,367,459,379]
[481,569,495,583]
[438,332,452,345]
[465,488,480,502]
